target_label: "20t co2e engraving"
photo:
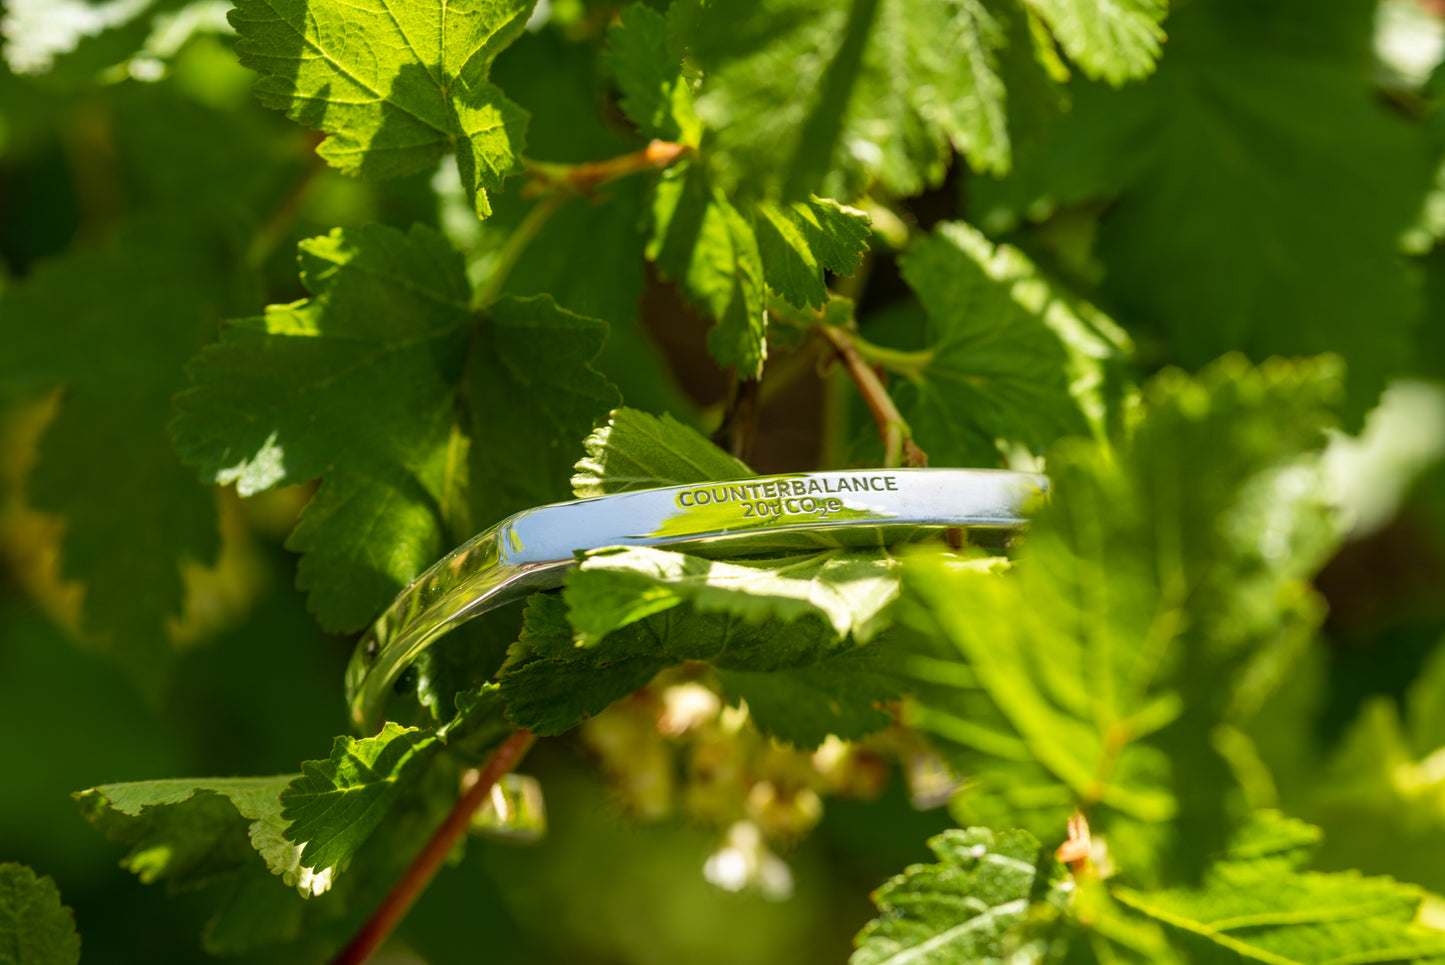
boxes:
[345,468,1047,733]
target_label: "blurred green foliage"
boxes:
[2,0,1445,962]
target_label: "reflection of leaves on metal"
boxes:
[471,773,546,844]
[350,467,1044,730]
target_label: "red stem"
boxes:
[816,326,927,468]
[331,729,538,965]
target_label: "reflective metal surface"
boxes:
[345,468,1047,732]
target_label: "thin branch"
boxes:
[469,141,688,311]
[816,325,927,469]
[332,729,538,965]
[711,375,762,463]
[847,335,933,380]
[246,142,327,269]
[522,140,688,199]
[470,192,568,310]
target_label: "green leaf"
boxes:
[280,723,441,878]
[500,593,670,736]
[896,356,1343,878]
[1114,811,1445,964]
[75,776,334,896]
[111,81,308,224]
[173,223,618,630]
[644,161,873,373]
[607,10,874,367]
[0,217,230,685]
[982,0,1430,415]
[495,544,907,745]
[1294,638,1445,895]
[76,767,461,956]
[566,545,901,646]
[172,223,472,631]
[571,407,754,497]
[437,683,516,764]
[754,197,872,310]
[851,827,1060,965]
[603,3,701,144]
[0,864,80,965]
[473,179,682,416]
[228,0,534,217]
[882,220,1129,465]
[646,159,768,377]
[461,294,622,518]
[716,643,898,748]
[672,0,1014,198]
[1023,0,1166,85]
[479,21,694,414]
[502,568,900,745]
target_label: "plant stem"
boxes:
[470,142,687,311]
[470,193,568,310]
[712,375,762,462]
[816,325,927,468]
[847,335,932,380]
[332,729,538,965]
[246,143,326,269]
[523,140,688,198]
[471,141,687,311]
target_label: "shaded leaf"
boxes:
[173,223,473,630]
[646,159,767,376]
[75,776,332,896]
[981,0,1430,415]
[616,12,874,372]
[716,643,898,748]
[0,864,80,965]
[462,294,622,518]
[672,0,1014,198]
[0,217,231,685]
[502,579,898,744]
[896,356,1343,879]
[173,223,617,630]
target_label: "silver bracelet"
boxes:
[344,467,1047,732]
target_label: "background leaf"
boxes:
[896,356,1343,879]
[1114,811,1445,964]
[0,217,235,686]
[0,864,81,965]
[881,220,1129,465]
[976,0,1430,415]
[672,0,1016,197]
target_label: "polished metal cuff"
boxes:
[344,467,1047,732]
